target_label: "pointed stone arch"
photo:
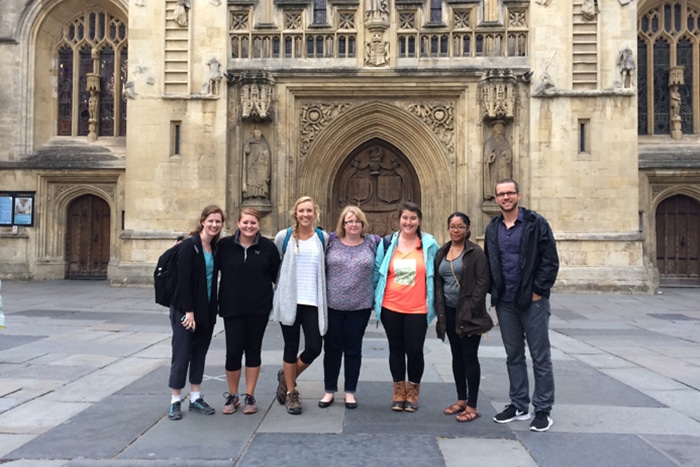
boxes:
[300,101,454,233]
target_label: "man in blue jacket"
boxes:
[484,178,559,432]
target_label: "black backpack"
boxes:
[154,241,184,307]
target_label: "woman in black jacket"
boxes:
[168,205,224,421]
[218,208,281,415]
[434,212,493,422]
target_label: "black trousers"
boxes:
[168,307,214,389]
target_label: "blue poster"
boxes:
[0,197,11,225]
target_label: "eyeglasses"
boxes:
[344,220,363,225]
[495,191,518,198]
[448,225,467,231]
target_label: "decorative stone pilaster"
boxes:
[364,0,390,67]
[669,66,684,140]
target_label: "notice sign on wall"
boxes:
[0,192,35,227]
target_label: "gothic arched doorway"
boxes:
[656,194,700,286]
[332,138,420,236]
[66,194,111,279]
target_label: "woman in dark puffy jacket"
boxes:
[434,212,493,422]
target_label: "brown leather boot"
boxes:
[392,381,406,411]
[405,382,420,412]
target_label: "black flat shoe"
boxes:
[318,397,334,408]
[345,400,358,409]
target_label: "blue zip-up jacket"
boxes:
[373,231,440,324]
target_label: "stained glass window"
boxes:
[56,10,127,138]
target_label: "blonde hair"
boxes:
[289,196,320,240]
[239,207,261,222]
[336,205,369,238]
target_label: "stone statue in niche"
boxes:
[242,130,271,203]
[483,121,513,200]
[617,47,635,88]
[173,0,191,27]
[366,0,389,23]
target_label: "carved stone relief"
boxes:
[239,71,275,120]
[173,0,191,27]
[479,69,517,120]
[299,103,353,163]
[669,66,685,140]
[366,34,389,67]
[202,58,223,96]
[581,0,598,21]
[405,103,455,156]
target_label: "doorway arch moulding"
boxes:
[299,101,455,235]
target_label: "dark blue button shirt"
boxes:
[497,208,524,302]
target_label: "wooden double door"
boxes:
[656,194,700,286]
[332,138,420,236]
[66,194,110,279]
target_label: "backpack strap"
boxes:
[282,227,293,254]
[282,227,325,253]
[383,234,393,252]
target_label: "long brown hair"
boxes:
[190,204,225,243]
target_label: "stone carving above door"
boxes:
[405,103,455,157]
[299,102,353,163]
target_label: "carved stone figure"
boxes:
[242,130,271,202]
[366,0,389,23]
[202,58,222,96]
[483,121,513,200]
[617,47,635,88]
[173,0,191,27]
[581,0,597,20]
[366,34,389,67]
[240,71,275,120]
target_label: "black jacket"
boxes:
[434,240,493,339]
[173,234,219,332]
[218,232,281,318]
[484,207,559,309]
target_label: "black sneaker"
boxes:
[168,401,182,420]
[276,369,287,405]
[493,404,531,423]
[189,397,215,415]
[530,411,553,432]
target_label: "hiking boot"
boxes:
[243,394,258,414]
[222,392,240,415]
[529,411,553,432]
[276,369,287,405]
[286,389,302,415]
[493,404,531,423]
[404,382,420,412]
[189,397,215,415]
[392,381,406,411]
[168,401,182,420]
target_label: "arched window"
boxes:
[56,11,128,137]
[638,1,698,135]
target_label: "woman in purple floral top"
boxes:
[319,206,377,409]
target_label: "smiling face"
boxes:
[201,212,223,239]
[448,216,469,243]
[295,200,316,229]
[399,209,420,237]
[343,212,363,237]
[494,181,522,213]
[238,213,259,239]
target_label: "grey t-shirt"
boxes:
[438,251,464,308]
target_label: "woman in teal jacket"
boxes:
[374,202,439,412]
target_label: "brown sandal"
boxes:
[444,401,467,415]
[456,406,480,423]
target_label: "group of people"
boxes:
[166,178,559,433]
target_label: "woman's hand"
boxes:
[181,311,196,331]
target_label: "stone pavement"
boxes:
[0,281,699,467]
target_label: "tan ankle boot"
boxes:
[392,381,406,411]
[405,382,420,412]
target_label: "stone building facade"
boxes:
[0,0,698,291]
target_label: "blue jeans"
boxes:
[496,298,554,413]
[322,307,371,393]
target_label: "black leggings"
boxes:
[380,307,428,383]
[445,306,482,408]
[280,305,323,364]
[223,315,269,371]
